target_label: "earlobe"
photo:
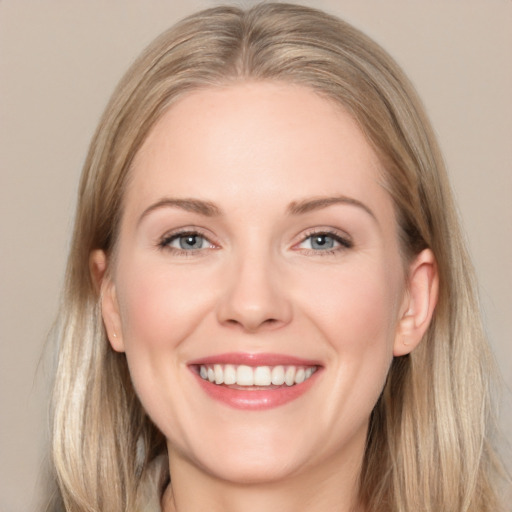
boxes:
[89,250,125,353]
[394,248,439,357]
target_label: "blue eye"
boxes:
[161,232,212,251]
[298,232,352,252]
[308,234,336,250]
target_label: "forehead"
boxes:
[126,81,389,217]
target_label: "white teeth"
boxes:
[254,366,272,386]
[224,364,236,385]
[198,363,317,387]
[294,368,305,384]
[284,366,295,386]
[214,364,223,385]
[236,365,254,386]
[271,365,285,385]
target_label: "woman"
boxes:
[48,3,507,511]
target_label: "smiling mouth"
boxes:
[196,364,318,388]
[189,355,321,409]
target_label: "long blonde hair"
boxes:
[49,3,506,511]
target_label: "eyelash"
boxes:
[158,228,216,256]
[296,229,353,256]
[157,228,353,256]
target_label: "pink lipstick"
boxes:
[189,353,321,410]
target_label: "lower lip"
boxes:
[192,370,319,410]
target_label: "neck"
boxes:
[162,443,365,512]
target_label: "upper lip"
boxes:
[188,352,321,367]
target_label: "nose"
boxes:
[216,251,293,333]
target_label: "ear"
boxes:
[90,249,125,352]
[394,248,439,356]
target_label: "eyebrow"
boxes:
[138,194,376,224]
[287,195,376,221]
[138,198,222,225]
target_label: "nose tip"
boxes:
[216,259,292,333]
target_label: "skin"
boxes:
[93,82,438,512]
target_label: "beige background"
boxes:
[1,1,511,510]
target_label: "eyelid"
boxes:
[158,226,219,252]
[292,227,353,252]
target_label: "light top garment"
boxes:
[134,455,170,512]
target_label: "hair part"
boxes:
[49,3,507,511]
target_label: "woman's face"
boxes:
[99,82,423,486]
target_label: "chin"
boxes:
[200,450,303,485]
[169,425,314,486]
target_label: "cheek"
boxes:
[297,258,403,405]
[302,261,401,349]
[116,259,213,353]
[113,257,218,435]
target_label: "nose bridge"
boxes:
[217,242,292,332]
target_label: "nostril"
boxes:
[216,276,293,332]
[224,316,280,332]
